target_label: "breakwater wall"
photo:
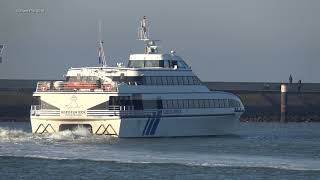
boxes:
[1,79,320,122]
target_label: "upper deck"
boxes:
[34,16,208,93]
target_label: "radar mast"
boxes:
[138,16,160,54]
[98,21,107,66]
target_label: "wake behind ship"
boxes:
[30,16,245,137]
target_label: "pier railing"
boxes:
[36,81,118,92]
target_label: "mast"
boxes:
[138,16,160,54]
[98,21,107,66]
[139,16,149,41]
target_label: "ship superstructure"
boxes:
[30,16,244,137]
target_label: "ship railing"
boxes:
[30,105,60,116]
[87,109,157,117]
[108,106,134,111]
[30,106,157,117]
[36,81,118,92]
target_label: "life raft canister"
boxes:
[103,84,113,91]
[40,85,47,91]
[39,83,49,91]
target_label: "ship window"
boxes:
[172,99,178,109]
[167,76,174,85]
[182,76,189,85]
[145,76,152,85]
[199,99,205,108]
[224,99,229,108]
[150,77,156,85]
[177,100,183,109]
[155,76,162,85]
[220,99,225,108]
[143,100,158,109]
[145,60,158,67]
[188,99,193,108]
[159,61,164,67]
[193,99,200,108]
[162,76,168,85]
[236,101,241,108]
[132,100,143,110]
[183,99,189,109]
[235,100,239,107]
[167,100,173,109]
[177,76,184,85]
[192,76,198,85]
[178,61,189,69]
[186,77,192,85]
[172,76,178,85]
[171,61,178,68]
[128,60,144,68]
[209,99,214,108]
[225,99,229,108]
[228,99,233,108]
[109,96,132,106]
[230,99,239,108]
[204,99,210,108]
[164,60,170,68]
[213,99,217,108]
[162,100,167,109]
[177,61,185,69]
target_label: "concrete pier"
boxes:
[280,83,287,123]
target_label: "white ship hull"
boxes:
[31,113,241,137]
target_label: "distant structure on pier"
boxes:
[0,44,4,63]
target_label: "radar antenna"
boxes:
[98,21,107,67]
[138,16,160,54]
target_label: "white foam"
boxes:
[0,127,34,142]
[0,126,118,144]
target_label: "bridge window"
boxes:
[128,60,144,68]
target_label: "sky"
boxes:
[0,0,319,82]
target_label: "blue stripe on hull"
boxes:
[142,111,162,136]
[149,112,161,135]
[142,117,151,135]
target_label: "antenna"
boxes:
[98,21,107,66]
[138,16,161,54]
[139,16,149,41]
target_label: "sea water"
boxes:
[0,122,319,179]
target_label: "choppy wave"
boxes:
[1,154,319,171]
[1,123,320,173]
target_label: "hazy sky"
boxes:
[0,0,319,82]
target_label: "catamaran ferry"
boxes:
[30,16,245,137]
